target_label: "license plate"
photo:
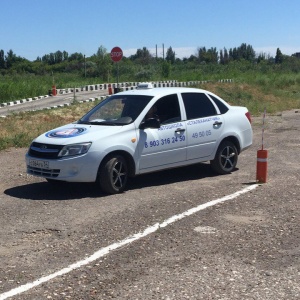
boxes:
[29,159,49,169]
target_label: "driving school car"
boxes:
[26,83,252,194]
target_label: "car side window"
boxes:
[182,93,217,120]
[151,94,181,124]
[208,95,229,114]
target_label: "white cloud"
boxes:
[122,48,138,57]
[255,46,299,57]
[172,47,198,59]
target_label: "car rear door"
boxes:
[181,92,225,160]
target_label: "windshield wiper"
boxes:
[90,121,117,126]
[77,120,91,125]
[77,120,115,125]
[78,117,132,126]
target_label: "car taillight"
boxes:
[245,112,252,124]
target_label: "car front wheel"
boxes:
[211,140,238,174]
[98,155,128,194]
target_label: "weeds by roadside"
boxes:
[0,101,98,150]
[0,81,299,151]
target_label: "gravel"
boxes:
[0,110,299,300]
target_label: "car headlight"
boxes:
[58,142,92,157]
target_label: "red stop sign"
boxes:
[110,46,123,62]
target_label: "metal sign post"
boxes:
[110,47,123,92]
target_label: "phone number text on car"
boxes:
[145,136,186,148]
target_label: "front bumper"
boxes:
[25,152,101,182]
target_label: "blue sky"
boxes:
[1,0,299,61]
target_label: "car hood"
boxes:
[33,123,127,145]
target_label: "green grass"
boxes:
[195,77,299,116]
[1,61,300,103]
[0,64,299,151]
[0,73,105,102]
[0,101,99,150]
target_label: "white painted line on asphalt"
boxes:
[0,184,258,300]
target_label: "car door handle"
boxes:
[175,128,185,134]
[213,121,223,126]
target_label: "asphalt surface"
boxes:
[0,109,299,299]
[0,89,108,117]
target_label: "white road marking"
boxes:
[0,184,258,300]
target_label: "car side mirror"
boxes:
[139,118,161,129]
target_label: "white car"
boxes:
[26,83,252,194]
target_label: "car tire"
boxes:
[211,140,238,174]
[99,155,128,194]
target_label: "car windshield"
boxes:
[78,95,153,125]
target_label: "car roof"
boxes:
[117,87,211,98]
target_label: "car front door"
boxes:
[137,94,187,172]
[181,92,225,160]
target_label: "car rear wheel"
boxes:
[211,140,238,174]
[98,155,128,194]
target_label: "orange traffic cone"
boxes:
[108,84,113,95]
[52,85,57,96]
[256,149,268,183]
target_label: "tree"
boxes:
[161,61,171,78]
[5,49,17,68]
[93,45,112,81]
[41,54,49,63]
[55,51,63,63]
[198,47,206,63]
[275,48,284,64]
[63,51,68,61]
[131,47,152,64]
[219,49,224,64]
[245,44,255,62]
[257,52,266,63]
[228,43,255,62]
[96,45,107,58]
[223,48,229,64]
[207,47,218,63]
[197,47,218,64]
[188,54,197,62]
[68,52,84,61]
[0,49,5,68]
[49,53,55,65]
[166,46,175,64]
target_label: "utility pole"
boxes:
[84,55,86,77]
